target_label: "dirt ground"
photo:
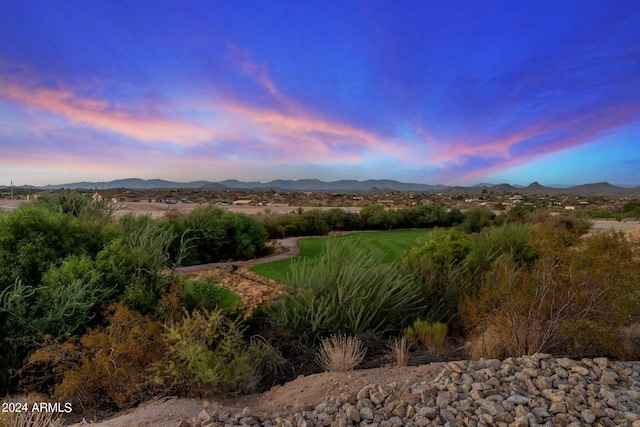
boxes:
[110,201,360,218]
[70,363,447,427]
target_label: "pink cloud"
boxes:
[0,77,223,145]
[445,104,640,184]
[0,69,411,166]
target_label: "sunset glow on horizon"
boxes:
[1,1,639,187]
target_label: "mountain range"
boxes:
[5,178,640,196]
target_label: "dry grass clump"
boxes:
[615,323,640,361]
[316,334,366,372]
[465,316,543,360]
[390,336,410,367]
[0,394,64,427]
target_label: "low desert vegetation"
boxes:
[315,334,366,372]
[390,336,410,367]
[266,238,424,337]
[404,320,448,349]
[1,192,639,421]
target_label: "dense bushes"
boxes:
[0,196,269,397]
[460,230,640,360]
[167,206,271,265]
[258,204,464,238]
[622,199,640,218]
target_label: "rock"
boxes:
[581,409,597,424]
[416,406,438,420]
[571,365,590,376]
[378,384,394,398]
[360,406,375,421]
[180,355,640,427]
[388,415,404,425]
[345,405,360,423]
[506,395,529,405]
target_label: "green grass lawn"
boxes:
[251,229,430,283]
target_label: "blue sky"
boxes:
[1,0,639,186]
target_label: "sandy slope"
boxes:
[70,363,446,427]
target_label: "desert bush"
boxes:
[464,222,537,273]
[403,228,471,271]
[167,206,225,265]
[319,208,361,231]
[267,239,423,336]
[503,204,537,223]
[159,308,282,396]
[404,320,448,349]
[116,214,176,313]
[171,275,240,314]
[458,206,496,234]
[24,303,166,413]
[288,211,330,236]
[36,255,115,338]
[401,229,474,323]
[462,231,640,359]
[359,205,396,230]
[219,212,272,260]
[0,393,65,427]
[0,205,95,289]
[315,334,366,372]
[622,199,640,217]
[32,192,115,250]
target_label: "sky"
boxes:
[1,1,640,187]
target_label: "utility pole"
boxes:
[10,179,13,199]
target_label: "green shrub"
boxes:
[404,320,448,349]
[267,239,423,336]
[0,205,95,289]
[401,229,474,323]
[458,206,496,234]
[403,228,471,274]
[159,309,282,396]
[464,223,537,273]
[219,212,272,260]
[37,256,114,338]
[167,206,225,264]
[622,199,640,217]
[116,214,176,313]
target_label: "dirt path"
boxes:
[176,237,302,274]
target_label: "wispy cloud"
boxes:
[0,76,216,144]
[0,64,412,168]
[442,104,640,184]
